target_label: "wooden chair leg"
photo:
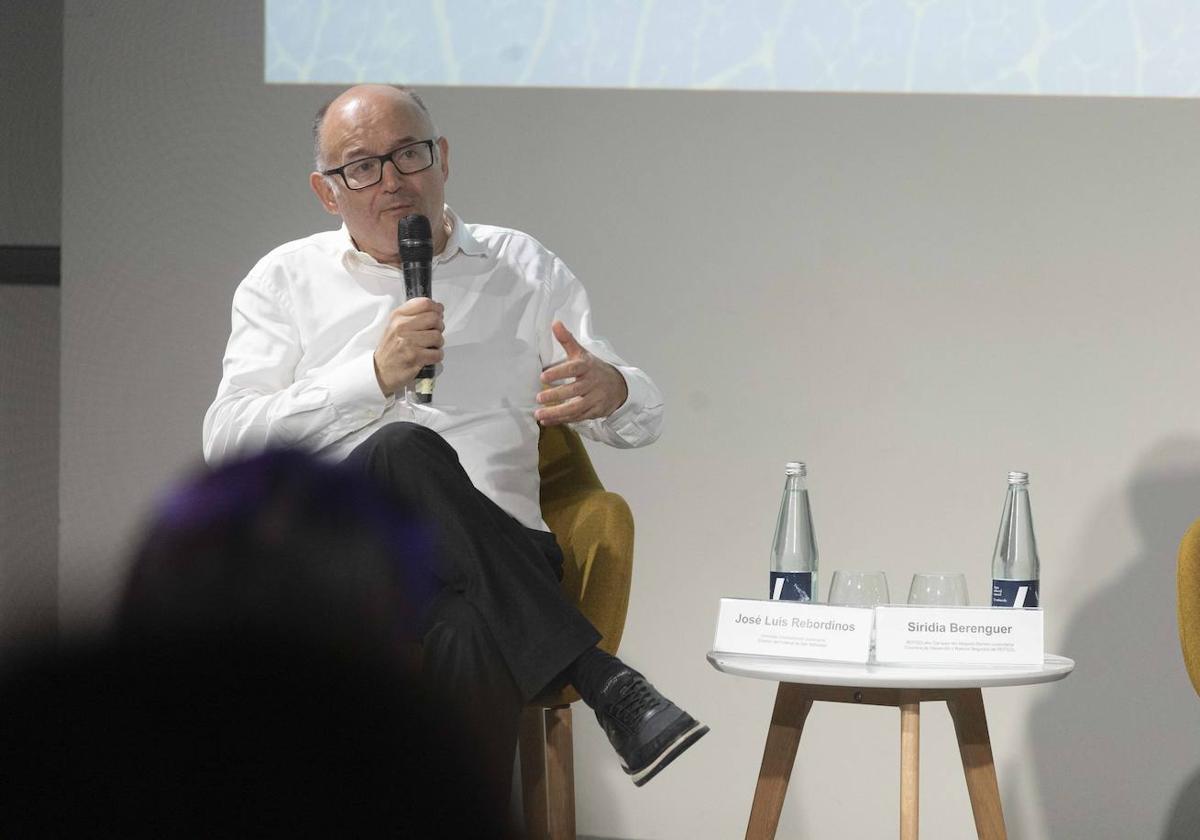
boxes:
[745,683,814,840]
[899,691,921,840]
[544,705,576,839]
[519,705,576,840]
[519,706,549,840]
[946,688,1007,840]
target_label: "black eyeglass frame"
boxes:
[320,138,438,190]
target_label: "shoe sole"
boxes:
[626,721,710,787]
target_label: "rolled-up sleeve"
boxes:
[539,256,663,449]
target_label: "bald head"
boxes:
[308,84,451,263]
[313,85,436,170]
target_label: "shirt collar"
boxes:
[337,204,486,272]
[438,205,487,263]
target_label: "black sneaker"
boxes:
[593,669,709,786]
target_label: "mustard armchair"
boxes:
[519,425,635,840]
[1178,518,1200,697]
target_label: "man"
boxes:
[202,84,706,792]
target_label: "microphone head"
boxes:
[398,214,433,263]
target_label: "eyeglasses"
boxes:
[321,139,437,190]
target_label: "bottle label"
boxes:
[770,571,814,602]
[992,579,1039,608]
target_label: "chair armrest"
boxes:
[1179,516,1200,698]
[543,488,634,656]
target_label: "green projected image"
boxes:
[267,0,1200,96]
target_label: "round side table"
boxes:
[707,652,1075,840]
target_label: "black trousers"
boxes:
[346,423,601,786]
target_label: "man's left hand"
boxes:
[536,321,628,426]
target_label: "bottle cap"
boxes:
[785,461,806,476]
[1008,471,1029,485]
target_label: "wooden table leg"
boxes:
[745,683,814,840]
[899,691,920,840]
[946,688,1007,839]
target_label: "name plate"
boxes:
[713,598,874,663]
[874,605,1044,665]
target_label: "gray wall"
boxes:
[1,0,62,244]
[0,285,59,642]
[62,2,1200,838]
[1,0,61,642]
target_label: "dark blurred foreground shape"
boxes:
[0,449,518,838]
[0,632,516,838]
[118,447,439,648]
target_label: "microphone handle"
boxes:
[412,364,436,403]
[400,259,436,403]
[402,260,433,299]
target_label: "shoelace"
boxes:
[608,678,658,729]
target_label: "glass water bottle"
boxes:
[770,462,819,602]
[991,471,1041,608]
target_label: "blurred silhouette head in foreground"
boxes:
[0,449,516,838]
[119,447,437,646]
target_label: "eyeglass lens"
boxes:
[343,142,433,189]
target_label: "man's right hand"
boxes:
[373,298,444,396]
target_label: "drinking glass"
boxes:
[907,573,969,606]
[827,571,890,607]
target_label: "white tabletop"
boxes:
[707,651,1075,689]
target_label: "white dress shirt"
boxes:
[202,206,663,530]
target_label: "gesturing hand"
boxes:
[535,321,628,426]
[373,298,444,397]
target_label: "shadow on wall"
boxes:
[1028,437,1200,839]
[569,718,629,840]
[1164,767,1200,839]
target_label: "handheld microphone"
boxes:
[397,213,436,403]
